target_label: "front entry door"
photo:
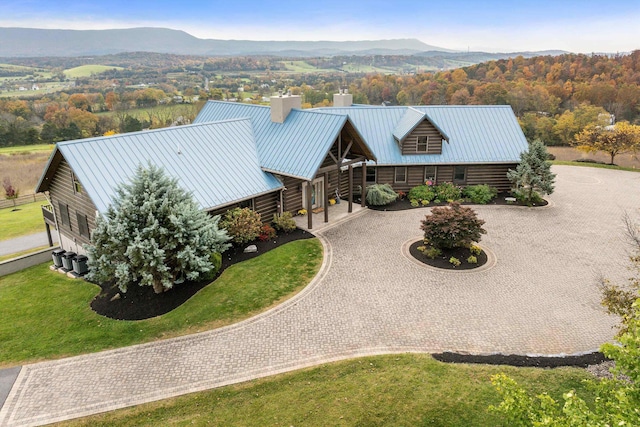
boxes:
[304,177,324,209]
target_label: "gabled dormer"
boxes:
[392,107,449,155]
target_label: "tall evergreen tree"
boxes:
[86,163,230,294]
[507,140,556,205]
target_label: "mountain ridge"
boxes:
[0,27,454,57]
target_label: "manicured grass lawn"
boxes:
[59,353,595,427]
[552,160,640,172]
[0,201,48,241]
[0,239,322,367]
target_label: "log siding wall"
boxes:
[48,159,98,247]
[365,163,515,192]
[401,120,444,155]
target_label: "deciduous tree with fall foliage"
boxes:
[573,121,640,164]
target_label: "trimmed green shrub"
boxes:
[449,257,461,267]
[202,252,223,281]
[421,246,442,259]
[220,207,262,244]
[463,184,498,204]
[435,182,462,202]
[421,199,430,206]
[467,255,478,264]
[366,183,398,206]
[420,202,486,250]
[470,244,482,255]
[408,185,436,203]
[272,212,296,232]
[410,199,420,207]
[513,188,544,205]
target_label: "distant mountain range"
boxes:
[0,27,454,57]
[0,27,565,59]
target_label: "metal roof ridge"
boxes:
[206,100,270,109]
[56,118,254,147]
[290,108,349,118]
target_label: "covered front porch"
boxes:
[293,197,366,232]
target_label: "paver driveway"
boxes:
[1,165,638,426]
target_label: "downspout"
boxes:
[279,189,284,215]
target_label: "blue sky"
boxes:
[1,0,638,53]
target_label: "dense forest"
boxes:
[344,51,640,145]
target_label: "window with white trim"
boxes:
[417,135,428,152]
[71,172,82,194]
[424,166,437,183]
[365,167,377,184]
[394,166,407,183]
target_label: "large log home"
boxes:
[36,92,527,254]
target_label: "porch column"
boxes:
[348,165,353,213]
[306,181,313,230]
[361,162,367,208]
[324,172,329,223]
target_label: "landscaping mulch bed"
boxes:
[368,192,548,212]
[90,228,314,321]
[433,351,608,368]
[409,241,487,270]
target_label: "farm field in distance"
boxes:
[63,64,124,78]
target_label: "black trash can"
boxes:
[52,249,66,268]
[72,255,89,275]
[61,251,76,270]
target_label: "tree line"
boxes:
[0,88,201,147]
[344,51,640,147]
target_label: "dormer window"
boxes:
[417,135,428,152]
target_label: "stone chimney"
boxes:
[270,90,302,123]
[333,88,353,107]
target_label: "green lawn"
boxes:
[59,353,595,427]
[0,144,54,155]
[63,64,124,78]
[0,238,322,367]
[552,160,640,172]
[0,201,47,241]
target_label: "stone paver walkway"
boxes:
[1,165,638,426]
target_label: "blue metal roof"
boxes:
[316,105,527,165]
[40,119,283,214]
[195,101,358,180]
